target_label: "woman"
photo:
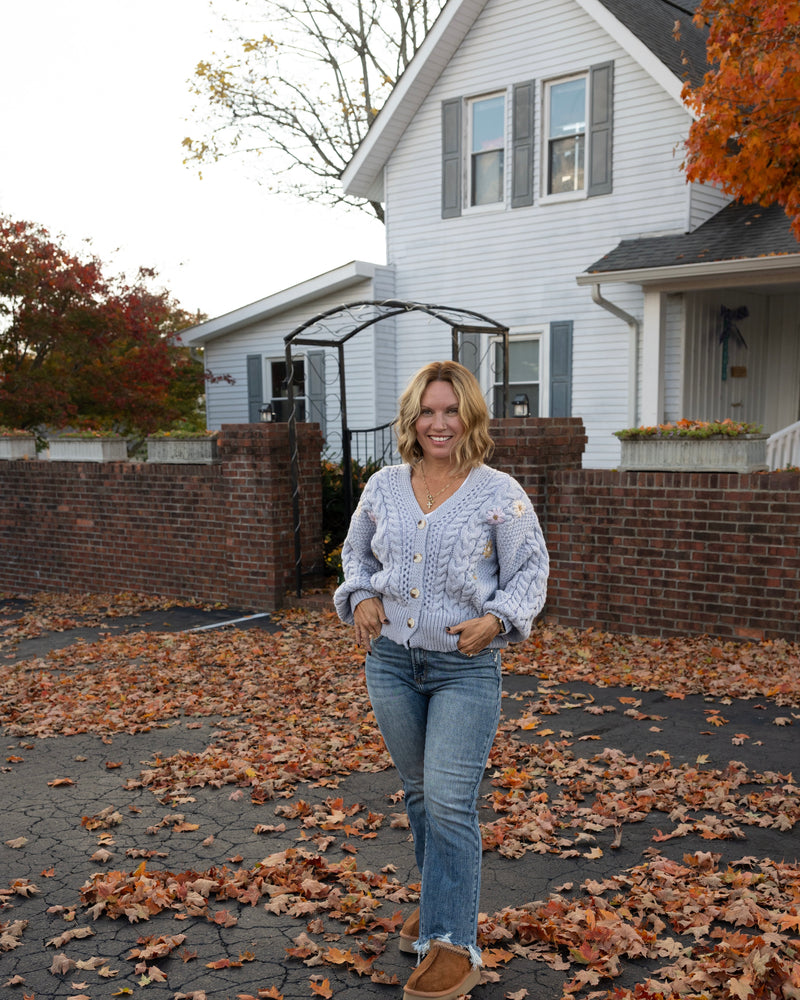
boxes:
[334,361,549,1000]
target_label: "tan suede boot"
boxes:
[403,940,481,1000]
[399,907,420,954]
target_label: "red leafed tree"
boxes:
[0,216,212,436]
[682,0,800,239]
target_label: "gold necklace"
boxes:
[419,462,459,510]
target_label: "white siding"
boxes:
[765,295,800,431]
[687,182,732,231]
[381,0,699,466]
[662,294,685,423]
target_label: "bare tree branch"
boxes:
[183,0,445,221]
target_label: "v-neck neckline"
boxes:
[405,463,476,518]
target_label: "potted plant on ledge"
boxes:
[0,427,38,460]
[615,419,768,472]
[145,428,220,464]
[47,430,128,463]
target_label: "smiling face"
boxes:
[414,379,465,466]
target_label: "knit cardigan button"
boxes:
[417,518,426,529]
[410,588,420,598]
[407,618,415,627]
[413,553,422,562]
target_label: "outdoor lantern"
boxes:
[259,403,274,422]
[511,393,530,418]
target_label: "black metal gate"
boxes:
[284,300,510,596]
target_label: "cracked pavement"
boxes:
[1,597,797,999]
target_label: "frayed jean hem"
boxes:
[413,934,483,970]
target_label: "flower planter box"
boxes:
[0,435,37,460]
[48,439,128,462]
[146,436,219,464]
[619,434,769,473]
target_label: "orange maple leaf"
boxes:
[309,977,333,998]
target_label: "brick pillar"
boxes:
[489,417,586,523]
[217,423,323,608]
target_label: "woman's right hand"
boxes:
[353,597,389,647]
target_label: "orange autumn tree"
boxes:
[682,0,800,239]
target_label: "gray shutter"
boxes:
[441,98,462,218]
[246,353,263,423]
[305,350,326,439]
[511,80,535,208]
[588,61,613,197]
[549,321,573,417]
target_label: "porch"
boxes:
[579,201,800,465]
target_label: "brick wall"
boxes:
[545,469,800,642]
[0,424,322,610]
[489,417,587,525]
[2,418,799,642]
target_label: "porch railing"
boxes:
[767,420,800,470]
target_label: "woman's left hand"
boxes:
[446,614,502,656]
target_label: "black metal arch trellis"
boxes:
[284,299,510,596]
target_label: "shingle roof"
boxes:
[597,0,708,87]
[586,202,800,275]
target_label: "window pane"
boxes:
[472,149,504,205]
[472,95,504,152]
[495,339,539,381]
[549,78,586,139]
[494,339,540,414]
[548,135,585,194]
[470,96,504,206]
[510,338,539,381]
[271,360,305,398]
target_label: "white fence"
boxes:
[767,420,800,470]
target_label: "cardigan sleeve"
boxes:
[482,484,549,643]
[333,475,383,625]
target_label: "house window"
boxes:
[545,75,587,195]
[469,93,505,206]
[492,336,540,416]
[267,357,306,421]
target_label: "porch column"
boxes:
[640,289,666,425]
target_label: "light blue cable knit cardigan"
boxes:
[334,463,549,652]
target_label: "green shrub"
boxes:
[322,455,381,579]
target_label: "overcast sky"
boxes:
[0,0,385,319]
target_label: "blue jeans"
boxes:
[365,636,502,965]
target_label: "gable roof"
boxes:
[591,0,706,87]
[342,0,708,201]
[180,261,382,346]
[578,202,800,287]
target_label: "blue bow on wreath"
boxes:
[718,305,748,381]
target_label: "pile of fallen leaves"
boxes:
[505,625,800,706]
[489,853,800,997]
[1,598,798,999]
[0,590,222,650]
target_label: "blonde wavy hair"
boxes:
[396,361,494,471]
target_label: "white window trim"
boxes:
[463,88,509,214]
[540,72,588,205]
[489,329,546,417]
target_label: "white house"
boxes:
[183,0,800,468]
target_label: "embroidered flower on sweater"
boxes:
[486,508,505,524]
[511,499,526,518]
